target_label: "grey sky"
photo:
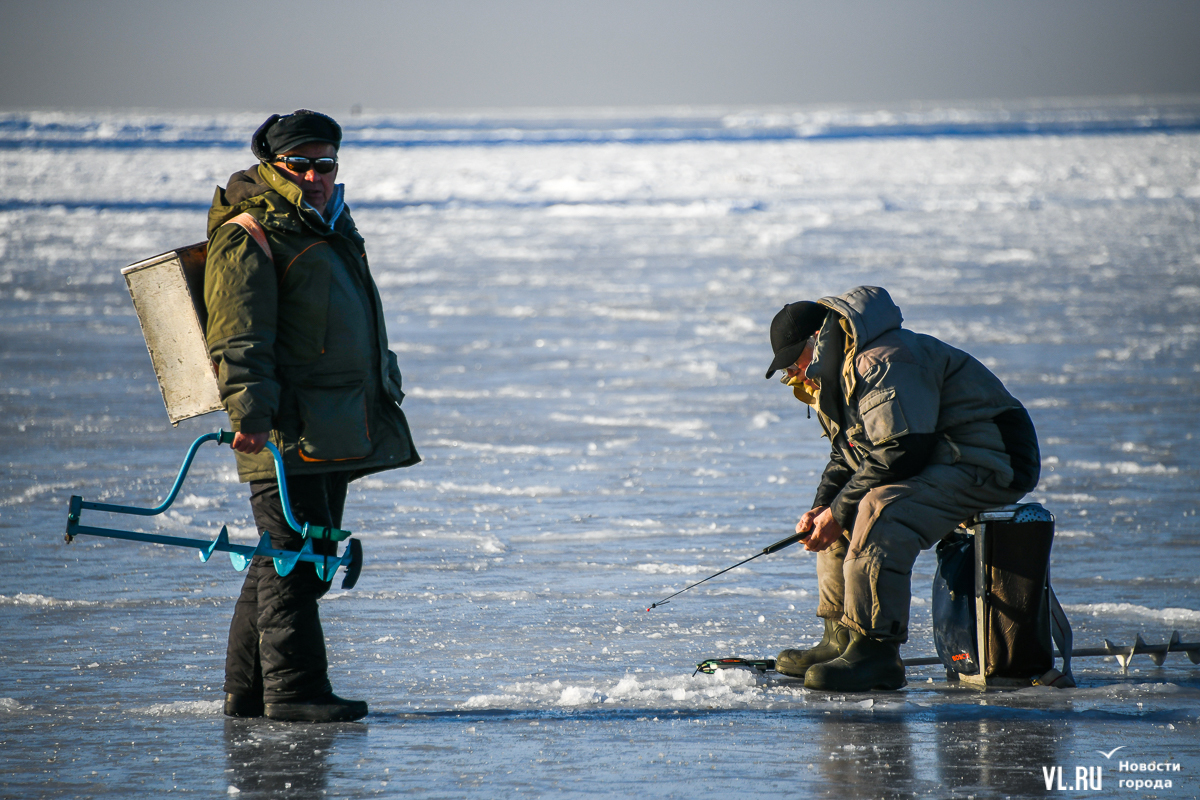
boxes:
[2,0,1199,112]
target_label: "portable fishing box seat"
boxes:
[932,502,1075,689]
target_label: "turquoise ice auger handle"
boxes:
[64,429,362,588]
[70,430,233,518]
[262,441,351,542]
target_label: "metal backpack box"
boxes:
[121,242,223,424]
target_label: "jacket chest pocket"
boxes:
[295,383,372,462]
[275,244,332,365]
[859,386,910,445]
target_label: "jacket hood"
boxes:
[818,286,903,352]
[803,286,903,429]
[207,162,347,238]
[224,167,271,206]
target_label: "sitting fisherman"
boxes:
[764,286,1040,691]
[205,110,419,721]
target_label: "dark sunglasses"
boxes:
[275,155,338,174]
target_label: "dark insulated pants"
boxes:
[223,471,351,703]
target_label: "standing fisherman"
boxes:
[205,110,419,721]
[765,286,1040,691]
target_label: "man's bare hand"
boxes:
[231,431,268,454]
[804,507,844,552]
[796,505,828,537]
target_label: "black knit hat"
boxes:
[251,110,342,161]
[765,301,827,378]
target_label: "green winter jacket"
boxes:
[204,162,419,482]
[806,286,1039,528]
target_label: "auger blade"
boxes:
[201,526,229,563]
[313,554,336,583]
[1183,631,1200,666]
[1104,639,1135,673]
[272,537,311,577]
[230,533,270,572]
[312,542,352,583]
[1147,632,1178,667]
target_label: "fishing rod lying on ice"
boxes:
[64,429,362,589]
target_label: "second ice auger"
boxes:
[65,430,363,589]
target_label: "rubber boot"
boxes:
[803,630,906,691]
[264,692,368,723]
[776,618,851,678]
[224,693,264,718]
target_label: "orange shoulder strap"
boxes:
[221,212,273,265]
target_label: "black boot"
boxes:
[224,693,264,718]
[264,692,368,723]
[804,630,906,691]
[776,618,851,678]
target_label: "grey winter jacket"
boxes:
[805,286,1039,529]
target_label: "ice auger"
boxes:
[695,634,1200,679]
[64,430,363,589]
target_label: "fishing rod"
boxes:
[646,528,812,611]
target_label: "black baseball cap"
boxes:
[765,301,826,379]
